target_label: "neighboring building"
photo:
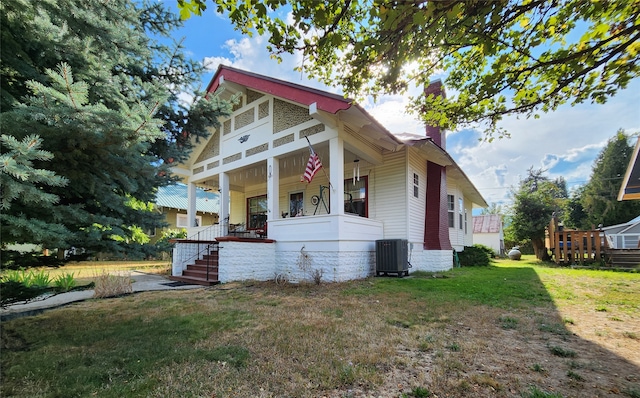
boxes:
[152,183,219,242]
[472,214,504,256]
[171,66,487,284]
[602,215,640,249]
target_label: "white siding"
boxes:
[463,195,473,247]
[447,182,465,250]
[408,148,427,244]
[279,177,332,217]
[371,149,407,238]
[229,190,246,225]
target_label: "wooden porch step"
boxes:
[189,263,219,271]
[169,275,220,286]
[195,259,219,266]
[172,247,220,286]
[183,268,218,279]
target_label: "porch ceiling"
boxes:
[195,144,366,192]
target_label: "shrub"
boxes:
[1,250,66,270]
[457,245,491,266]
[0,280,47,307]
[474,244,496,258]
[53,272,77,292]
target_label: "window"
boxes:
[447,195,455,228]
[177,214,202,228]
[464,211,468,234]
[413,173,419,198]
[344,176,368,217]
[459,197,464,230]
[289,192,304,217]
[247,195,267,229]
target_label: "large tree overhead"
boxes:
[179,0,639,139]
[0,0,228,258]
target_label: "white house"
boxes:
[472,214,504,256]
[170,66,487,284]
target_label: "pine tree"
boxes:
[0,134,69,247]
[581,131,640,227]
[0,0,228,258]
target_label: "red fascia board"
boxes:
[206,66,352,114]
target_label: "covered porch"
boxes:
[174,133,392,283]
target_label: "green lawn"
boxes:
[2,256,639,398]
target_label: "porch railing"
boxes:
[186,224,223,241]
[173,224,221,279]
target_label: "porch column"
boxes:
[219,172,230,236]
[267,157,279,221]
[187,181,197,227]
[329,137,345,215]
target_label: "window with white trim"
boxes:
[289,192,304,217]
[459,197,463,230]
[447,195,455,228]
[177,214,202,228]
[413,173,419,198]
[464,211,468,234]
[344,176,368,217]
[247,195,267,229]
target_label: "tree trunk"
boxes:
[531,238,550,261]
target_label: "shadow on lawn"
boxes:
[1,264,639,397]
[356,265,640,396]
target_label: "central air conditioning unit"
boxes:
[375,239,409,277]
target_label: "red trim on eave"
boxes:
[206,66,352,114]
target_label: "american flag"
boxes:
[301,146,322,183]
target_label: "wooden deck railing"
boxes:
[548,218,603,265]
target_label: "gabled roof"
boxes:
[200,66,487,208]
[601,215,640,234]
[404,137,488,208]
[207,65,353,115]
[156,183,218,213]
[205,65,403,152]
[472,214,502,234]
[618,137,640,201]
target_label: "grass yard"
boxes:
[1,256,639,397]
[40,260,171,280]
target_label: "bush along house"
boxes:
[170,65,487,285]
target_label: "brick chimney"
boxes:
[424,80,446,149]
[423,80,452,252]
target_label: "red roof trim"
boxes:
[206,65,352,114]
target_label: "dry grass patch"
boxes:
[92,270,133,298]
[2,260,639,398]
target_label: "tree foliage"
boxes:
[0,0,229,257]
[580,130,640,227]
[507,168,567,260]
[179,0,639,139]
[0,133,70,248]
[480,202,505,215]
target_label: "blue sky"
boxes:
[162,1,640,208]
